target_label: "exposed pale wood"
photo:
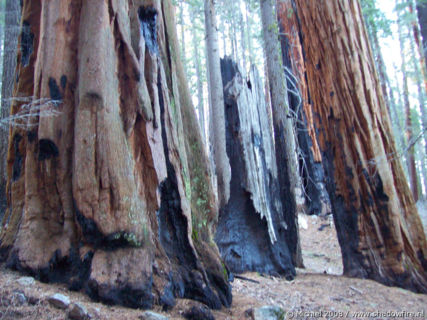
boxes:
[260,0,301,267]
[216,58,295,278]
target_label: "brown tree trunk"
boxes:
[0,0,231,310]
[408,21,427,198]
[398,10,420,202]
[411,2,427,93]
[417,0,427,72]
[277,0,331,217]
[190,8,206,143]
[0,0,21,219]
[204,0,231,208]
[294,0,427,292]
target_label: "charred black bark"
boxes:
[215,58,295,279]
[7,247,93,292]
[157,72,227,310]
[279,24,330,217]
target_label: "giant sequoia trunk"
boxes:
[0,0,231,310]
[277,0,331,217]
[293,0,427,293]
[215,58,295,278]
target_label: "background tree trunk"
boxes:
[0,0,231,310]
[215,57,295,278]
[416,0,427,79]
[260,0,301,267]
[0,0,21,219]
[204,0,231,208]
[294,0,427,293]
[397,10,420,202]
[409,0,427,93]
[190,8,206,144]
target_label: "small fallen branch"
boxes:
[349,286,363,295]
[234,275,260,284]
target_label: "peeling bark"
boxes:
[277,0,331,216]
[0,0,230,310]
[216,58,295,279]
[293,0,427,293]
[260,0,302,267]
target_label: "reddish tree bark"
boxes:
[293,0,427,292]
[277,0,331,217]
[0,0,230,310]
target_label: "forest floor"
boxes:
[0,204,427,320]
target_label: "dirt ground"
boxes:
[1,211,426,320]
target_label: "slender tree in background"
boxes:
[361,0,393,114]
[0,0,21,216]
[189,6,206,142]
[397,2,419,202]
[293,0,427,292]
[179,0,187,75]
[244,0,255,66]
[204,0,231,207]
[408,21,427,197]
[409,1,427,93]
[0,0,231,309]
[260,0,301,267]
[416,0,427,73]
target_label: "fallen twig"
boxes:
[349,286,363,295]
[234,275,260,284]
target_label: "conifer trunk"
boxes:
[260,0,302,267]
[0,0,231,309]
[294,0,427,293]
[0,0,21,218]
[277,0,331,216]
[204,0,231,208]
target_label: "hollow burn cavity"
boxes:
[38,139,59,161]
[138,7,158,54]
[20,21,34,67]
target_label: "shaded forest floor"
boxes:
[1,206,427,320]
